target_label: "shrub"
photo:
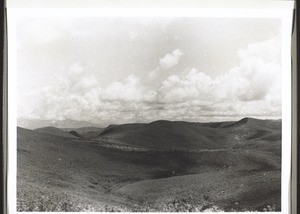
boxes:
[160,195,224,212]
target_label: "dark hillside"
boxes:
[63,127,104,139]
[35,127,78,138]
[98,120,231,150]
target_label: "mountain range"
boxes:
[17,118,102,129]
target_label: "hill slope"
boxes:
[222,118,281,155]
[98,118,281,152]
[98,121,231,150]
[17,117,282,212]
[34,127,79,138]
[63,127,104,139]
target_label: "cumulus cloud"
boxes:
[101,75,154,102]
[222,37,281,104]
[237,37,280,63]
[156,37,282,119]
[149,49,184,79]
[18,63,156,123]
[18,37,282,124]
[148,67,160,79]
[158,68,214,103]
[159,49,184,70]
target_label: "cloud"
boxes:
[18,37,282,124]
[156,37,281,118]
[101,75,152,102]
[223,37,281,103]
[159,49,184,70]
[18,64,156,123]
[237,37,280,63]
[149,49,184,79]
[148,67,160,79]
[69,63,84,74]
[157,69,214,103]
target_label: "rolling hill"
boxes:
[98,120,231,150]
[97,118,281,152]
[17,118,282,212]
[17,118,102,129]
[63,127,104,139]
[222,118,282,155]
[35,127,79,138]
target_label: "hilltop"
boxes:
[97,118,281,151]
[17,118,102,129]
[35,126,79,138]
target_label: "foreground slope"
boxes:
[116,170,280,211]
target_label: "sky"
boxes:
[17,17,282,125]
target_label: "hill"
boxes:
[98,120,231,150]
[116,170,280,211]
[17,117,282,212]
[63,127,104,139]
[97,118,281,152]
[34,127,79,138]
[17,118,102,129]
[223,117,281,130]
[221,117,281,155]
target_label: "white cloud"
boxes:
[18,67,157,123]
[18,37,282,124]
[224,37,281,103]
[159,49,184,70]
[101,75,149,102]
[148,49,184,79]
[157,69,215,104]
[69,63,84,74]
[148,67,160,79]
[237,37,281,63]
[156,37,282,118]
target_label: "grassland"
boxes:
[17,117,281,212]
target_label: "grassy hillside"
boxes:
[63,127,104,139]
[17,118,282,212]
[223,118,281,156]
[34,127,78,139]
[116,170,280,212]
[97,118,281,152]
[98,120,232,150]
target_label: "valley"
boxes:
[17,117,281,212]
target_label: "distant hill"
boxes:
[98,118,281,152]
[223,117,281,130]
[35,127,78,138]
[68,130,84,138]
[18,118,102,129]
[98,120,231,150]
[63,127,104,139]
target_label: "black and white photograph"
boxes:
[7,3,294,213]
